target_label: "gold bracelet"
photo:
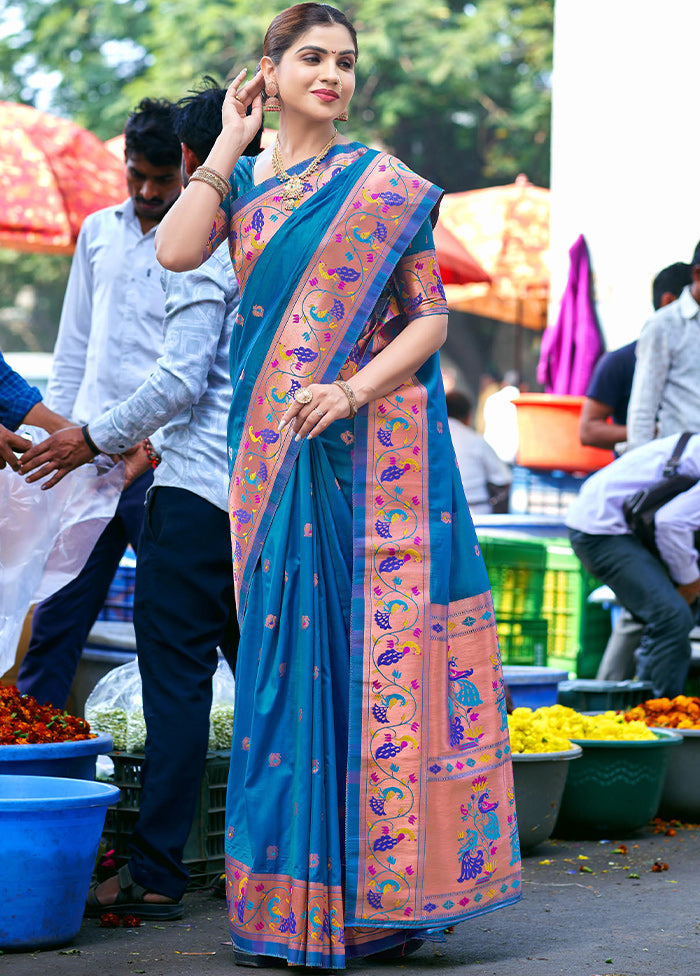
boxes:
[334,379,358,418]
[189,165,231,201]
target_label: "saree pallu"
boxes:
[222,147,521,968]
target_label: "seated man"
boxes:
[579,262,692,682]
[566,433,700,698]
[445,390,512,514]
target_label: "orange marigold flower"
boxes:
[0,685,93,745]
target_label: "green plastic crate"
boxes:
[101,750,229,888]
[496,616,548,666]
[541,542,610,673]
[478,534,548,620]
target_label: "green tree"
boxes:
[0,0,552,351]
[0,0,553,190]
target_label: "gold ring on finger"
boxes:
[294,388,313,405]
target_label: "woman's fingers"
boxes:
[278,399,302,431]
[277,383,351,441]
[227,69,265,113]
[304,405,335,441]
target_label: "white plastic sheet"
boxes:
[0,428,124,678]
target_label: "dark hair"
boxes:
[124,97,181,168]
[445,390,473,420]
[172,76,262,161]
[263,3,358,64]
[692,240,700,269]
[652,262,692,310]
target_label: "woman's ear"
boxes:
[260,55,278,93]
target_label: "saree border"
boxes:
[227,151,442,617]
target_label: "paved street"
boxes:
[6,820,700,975]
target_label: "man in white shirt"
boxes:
[20,80,262,920]
[446,390,511,514]
[482,370,520,464]
[566,434,700,698]
[16,99,182,708]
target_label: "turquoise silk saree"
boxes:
[211,145,521,968]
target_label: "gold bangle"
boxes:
[334,379,358,419]
[189,165,231,201]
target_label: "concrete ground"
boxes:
[5,819,700,976]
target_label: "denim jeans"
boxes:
[568,529,695,697]
[129,487,238,899]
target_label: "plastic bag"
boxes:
[209,655,236,750]
[85,652,235,752]
[0,431,124,678]
[85,658,143,751]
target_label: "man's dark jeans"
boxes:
[128,486,238,900]
[568,528,695,698]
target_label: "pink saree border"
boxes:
[345,375,521,925]
[227,154,436,613]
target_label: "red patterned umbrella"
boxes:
[0,102,125,254]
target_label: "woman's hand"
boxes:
[279,382,353,442]
[222,69,265,151]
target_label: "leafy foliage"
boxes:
[0,0,553,190]
[0,0,553,350]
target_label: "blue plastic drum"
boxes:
[0,775,120,950]
[503,665,570,708]
[0,731,113,780]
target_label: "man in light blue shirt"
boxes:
[21,79,262,920]
[16,99,183,710]
[626,241,700,449]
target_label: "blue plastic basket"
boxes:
[503,665,570,708]
[0,775,120,949]
[0,731,113,780]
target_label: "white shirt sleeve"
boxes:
[626,318,669,448]
[45,225,94,419]
[88,264,227,455]
[480,439,512,487]
[654,481,700,584]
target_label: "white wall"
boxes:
[550,0,700,347]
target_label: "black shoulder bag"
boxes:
[622,432,698,561]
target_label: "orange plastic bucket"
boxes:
[513,394,613,473]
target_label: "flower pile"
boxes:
[0,685,93,744]
[508,704,656,753]
[625,695,700,729]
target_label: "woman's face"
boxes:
[271,23,356,122]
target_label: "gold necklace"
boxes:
[272,131,338,212]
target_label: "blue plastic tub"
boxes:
[0,774,120,950]
[0,731,113,780]
[504,665,570,708]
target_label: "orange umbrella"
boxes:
[0,102,125,254]
[439,174,550,331]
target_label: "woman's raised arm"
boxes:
[155,70,264,271]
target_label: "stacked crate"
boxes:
[479,533,611,676]
[541,542,611,677]
[478,535,548,667]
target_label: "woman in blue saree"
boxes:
[156,5,521,968]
